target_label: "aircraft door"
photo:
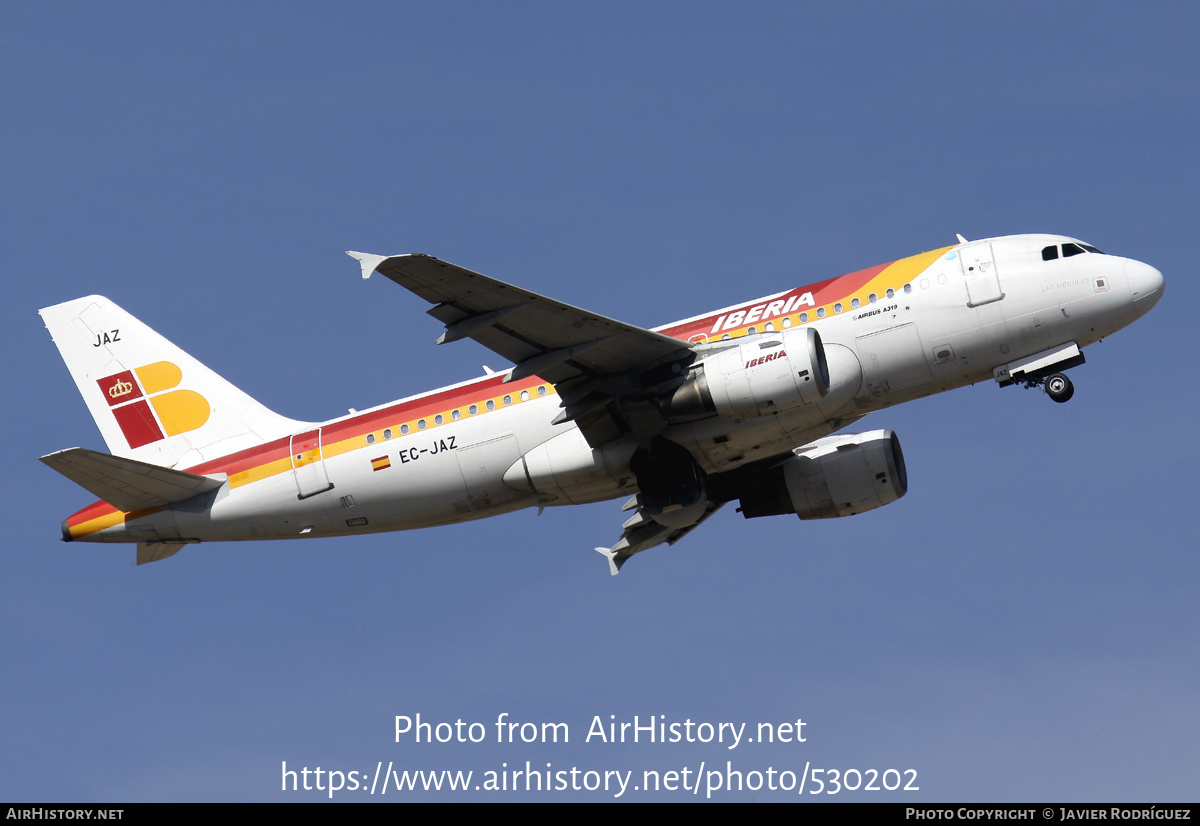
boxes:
[959,242,1004,307]
[290,428,334,499]
[456,434,524,510]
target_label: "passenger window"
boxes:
[1042,245,1059,261]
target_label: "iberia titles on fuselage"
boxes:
[39,234,1164,573]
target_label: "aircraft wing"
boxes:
[595,496,724,575]
[350,252,695,445]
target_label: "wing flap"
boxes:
[595,497,723,575]
[40,447,225,512]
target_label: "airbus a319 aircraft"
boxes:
[40,234,1163,574]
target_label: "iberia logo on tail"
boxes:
[95,361,211,448]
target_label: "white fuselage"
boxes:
[73,234,1162,546]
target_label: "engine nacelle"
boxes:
[738,430,907,520]
[664,327,830,420]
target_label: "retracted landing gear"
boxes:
[1023,372,1074,403]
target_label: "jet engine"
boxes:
[736,430,907,520]
[663,327,830,420]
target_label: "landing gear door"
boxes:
[959,241,1004,307]
[290,428,334,499]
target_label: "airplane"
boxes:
[38,234,1164,574]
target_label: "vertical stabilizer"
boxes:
[40,296,311,469]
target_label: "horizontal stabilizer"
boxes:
[40,447,225,512]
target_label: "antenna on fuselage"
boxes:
[956,234,969,245]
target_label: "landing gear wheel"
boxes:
[1045,373,1074,403]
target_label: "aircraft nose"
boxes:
[1126,260,1164,317]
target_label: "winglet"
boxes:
[346,251,389,280]
[595,546,625,576]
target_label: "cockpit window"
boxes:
[1044,242,1105,261]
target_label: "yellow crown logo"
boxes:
[108,378,134,399]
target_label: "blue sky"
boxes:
[3,2,1197,801]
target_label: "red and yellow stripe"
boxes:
[64,373,556,539]
[658,246,951,343]
[64,246,950,540]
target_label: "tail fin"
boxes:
[40,296,309,469]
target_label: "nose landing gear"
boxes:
[1045,373,1074,403]
[1023,372,1074,403]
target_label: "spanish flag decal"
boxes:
[371,456,391,472]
